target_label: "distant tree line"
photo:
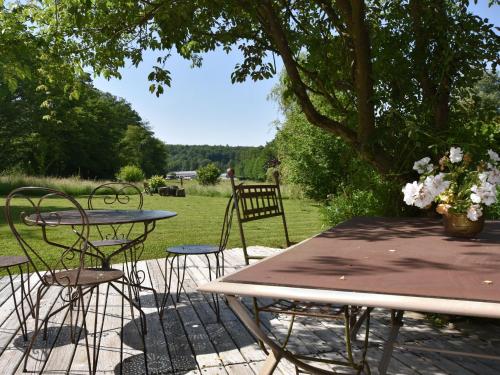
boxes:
[166,143,275,180]
[0,7,167,179]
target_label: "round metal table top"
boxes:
[0,256,29,268]
[25,209,177,226]
[167,245,220,255]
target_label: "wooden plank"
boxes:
[0,274,38,352]
[148,259,198,373]
[43,288,92,374]
[4,285,62,374]
[89,283,133,373]
[148,259,222,371]
[178,259,248,366]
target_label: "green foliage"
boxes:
[197,163,220,186]
[116,165,145,182]
[322,190,381,226]
[119,125,168,177]
[20,0,499,177]
[0,4,167,180]
[166,143,275,181]
[275,99,377,201]
[148,175,167,192]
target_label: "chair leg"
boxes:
[23,284,46,372]
[124,279,149,374]
[7,267,27,341]
[205,253,220,321]
[78,286,94,374]
[160,255,176,318]
[109,282,147,335]
[176,255,188,303]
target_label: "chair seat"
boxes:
[44,268,123,286]
[0,256,29,269]
[167,245,220,255]
[90,239,131,247]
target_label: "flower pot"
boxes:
[443,213,485,238]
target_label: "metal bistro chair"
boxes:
[228,169,370,373]
[228,168,291,265]
[87,182,159,305]
[5,187,149,374]
[159,193,234,320]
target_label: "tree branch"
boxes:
[335,0,375,147]
[255,1,358,145]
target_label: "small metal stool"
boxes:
[0,256,34,341]
[160,195,235,320]
[161,245,222,318]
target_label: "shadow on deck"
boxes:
[0,247,498,374]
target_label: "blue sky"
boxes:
[93,2,498,147]
[94,50,283,147]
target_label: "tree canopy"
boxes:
[0,3,168,179]
[18,0,499,179]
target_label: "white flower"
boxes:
[470,191,481,204]
[402,182,420,206]
[424,173,450,197]
[479,172,489,184]
[413,157,433,174]
[472,182,497,206]
[449,147,463,163]
[467,204,483,221]
[487,149,500,162]
[487,166,500,185]
[414,189,435,208]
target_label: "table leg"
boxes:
[227,295,341,375]
[378,310,404,375]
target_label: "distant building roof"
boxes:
[171,171,197,177]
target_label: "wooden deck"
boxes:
[0,247,499,374]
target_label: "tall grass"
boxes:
[0,174,302,199]
[168,178,299,199]
[0,174,112,196]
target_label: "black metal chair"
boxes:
[228,169,370,372]
[159,194,234,320]
[5,187,149,374]
[87,182,144,251]
[87,182,159,307]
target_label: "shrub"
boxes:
[197,163,221,186]
[322,181,402,225]
[116,165,145,182]
[149,175,167,192]
[321,188,385,226]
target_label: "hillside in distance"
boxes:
[166,144,275,180]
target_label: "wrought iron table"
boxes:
[27,209,176,299]
[199,217,500,374]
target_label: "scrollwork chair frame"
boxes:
[5,187,149,374]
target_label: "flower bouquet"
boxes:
[402,147,499,237]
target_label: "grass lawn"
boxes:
[0,194,324,272]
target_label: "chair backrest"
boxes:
[228,168,291,265]
[88,182,143,210]
[5,187,90,287]
[87,182,143,241]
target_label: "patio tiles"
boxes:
[0,247,498,374]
